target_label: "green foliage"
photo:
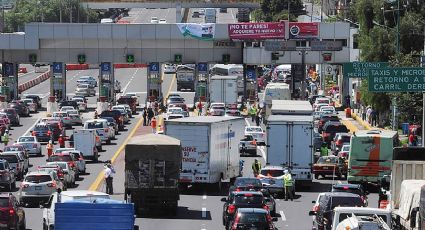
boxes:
[4,0,101,32]
[254,0,304,22]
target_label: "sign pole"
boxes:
[422,54,425,146]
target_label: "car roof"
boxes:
[323,192,361,198]
[233,191,263,196]
[26,171,51,176]
[2,151,22,155]
[333,183,362,189]
[58,190,109,197]
[261,165,285,170]
[237,208,268,214]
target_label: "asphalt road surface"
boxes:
[121,8,177,23]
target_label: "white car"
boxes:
[21,98,37,112]
[150,17,159,23]
[314,103,330,112]
[166,107,183,117]
[245,126,266,145]
[83,119,113,144]
[60,106,75,113]
[42,190,110,230]
[164,64,177,74]
[209,103,226,116]
[71,97,87,111]
[16,135,42,155]
[166,113,184,120]
[76,76,97,87]
[46,161,76,187]
[319,106,336,114]
[19,171,64,207]
[124,92,139,106]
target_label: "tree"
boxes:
[252,0,304,22]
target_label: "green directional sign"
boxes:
[343,62,389,78]
[174,54,182,63]
[29,54,37,64]
[368,67,425,92]
[126,54,135,63]
[78,54,86,64]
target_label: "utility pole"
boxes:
[288,0,290,21]
[320,0,323,22]
[299,50,307,100]
[311,0,313,22]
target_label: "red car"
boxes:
[0,193,26,229]
[313,156,347,179]
[117,96,137,114]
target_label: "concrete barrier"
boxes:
[18,71,51,93]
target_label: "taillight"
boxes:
[250,141,257,145]
[32,131,36,136]
[227,204,236,214]
[266,214,274,229]
[20,183,29,188]
[96,136,100,142]
[68,162,75,168]
[9,209,15,216]
[79,157,84,161]
[64,117,70,120]
[336,140,342,146]
[104,128,109,133]
[313,205,319,212]
[263,205,269,211]
[47,181,56,187]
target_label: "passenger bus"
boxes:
[210,64,255,98]
[347,130,399,185]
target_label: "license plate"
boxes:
[35,186,42,190]
[323,167,328,170]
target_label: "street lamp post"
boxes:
[396,0,400,55]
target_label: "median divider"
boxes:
[18,71,51,93]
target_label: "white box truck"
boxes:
[209,75,238,106]
[73,129,98,162]
[266,114,314,185]
[165,116,244,192]
[262,83,291,120]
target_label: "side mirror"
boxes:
[272,217,278,222]
[220,198,227,202]
[312,201,316,204]
[308,211,317,216]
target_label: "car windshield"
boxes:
[234,195,263,205]
[328,196,363,209]
[0,198,9,207]
[246,127,263,133]
[34,126,49,131]
[317,157,338,164]
[212,106,225,110]
[235,178,262,187]
[103,117,115,123]
[0,155,18,163]
[325,125,348,133]
[53,113,66,118]
[25,175,52,183]
[19,137,35,142]
[341,136,351,142]
[0,163,5,170]
[79,85,88,88]
[260,169,284,177]
[342,146,350,151]
[332,188,362,196]
[49,155,72,162]
[239,213,267,223]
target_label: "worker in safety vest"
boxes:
[46,140,53,157]
[283,170,294,201]
[249,105,257,122]
[252,159,261,177]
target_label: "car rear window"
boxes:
[19,137,35,142]
[49,155,73,162]
[235,178,262,187]
[246,127,262,133]
[234,195,263,205]
[332,188,362,196]
[34,125,49,131]
[317,157,338,164]
[341,136,351,142]
[0,198,9,207]
[328,196,364,209]
[239,213,267,223]
[86,122,104,129]
[0,155,18,163]
[25,175,52,183]
[260,169,284,177]
[325,125,348,133]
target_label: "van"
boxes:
[42,190,110,230]
[83,119,113,144]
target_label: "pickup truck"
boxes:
[332,207,392,230]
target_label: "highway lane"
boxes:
[5,67,146,229]
[187,8,238,24]
[121,8,177,23]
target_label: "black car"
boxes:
[229,208,277,230]
[59,100,78,110]
[331,183,369,206]
[1,108,20,126]
[309,192,365,230]
[102,117,119,135]
[221,191,267,230]
[25,94,42,108]
[0,159,16,191]
[0,193,26,229]
[100,110,124,130]
[318,114,339,133]
[229,177,263,193]
[31,124,53,143]
[8,101,29,117]
[322,121,348,145]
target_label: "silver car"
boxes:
[0,153,25,179]
[67,111,83,126]
[16,135,42,155]
[66,150,86,174]
[46,162,76,187]
[19,171,64,206]
[2,151,29,174]
[75,84,95,96]
[76,76,97,87]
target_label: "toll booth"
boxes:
[147,62,162,103]
[99,62,115,103]
[1,62,19,101]
[50,62,66,101]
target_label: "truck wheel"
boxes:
[43,221,48,230]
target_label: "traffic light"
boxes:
[222,54,230,64]
[271,52,279,61]
[174,54,182,63]
[126,54,135,63]
[78,54,86,64]
[29,54,37,64]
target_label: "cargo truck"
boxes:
[262,84,291,120]
[209,75,238,106]
[73,129,98,162]
[347,130,399,186]
[176,65,195,91]
[165,116,244,192]
[124,134,182,216]
[266,114,314,186]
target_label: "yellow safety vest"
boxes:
[283,174,293,187]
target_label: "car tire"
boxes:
[106,139,111,145]
[12,180,16,190]
[19,218,26,230]
[43,221,48,230]
[271,208,276,217]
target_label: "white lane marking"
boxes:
[258,146,266,161]
[202,207,207,218]
[202,195,207,200]
[121,69,139,95]
[24,118,41,136]
[280,211,286,221]
[244,118,250,126]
